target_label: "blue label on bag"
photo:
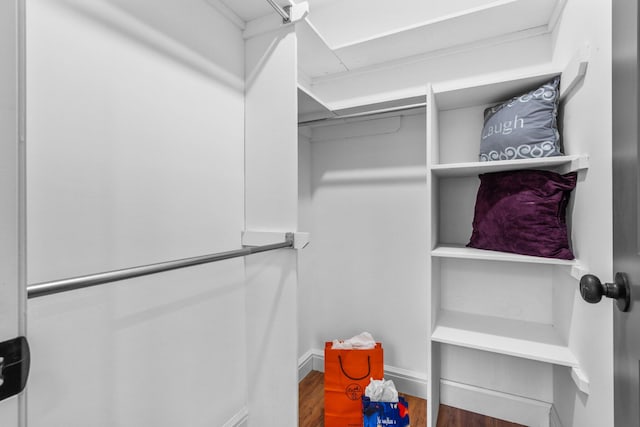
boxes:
[362,397,409,427]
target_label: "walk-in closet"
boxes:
[1,1,633,427]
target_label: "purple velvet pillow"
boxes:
[467,170,577,259]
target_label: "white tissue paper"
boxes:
[365,378,399,403]
[331,332,376,350]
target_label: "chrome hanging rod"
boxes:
[298,102,427,127]
[265,0,291,22]
[27,233,295,299]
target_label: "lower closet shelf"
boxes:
[431,310,579,367]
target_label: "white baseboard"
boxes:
[298,352,314,381]
[440,379,553,427]
[384,365,428,400]
[223,406,249,427]
[297,349,428,399]
[298,349,324,381]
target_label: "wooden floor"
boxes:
[299,370,525,427]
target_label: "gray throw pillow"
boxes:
[479,76,562,161]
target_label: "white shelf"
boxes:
[431,310,579,368]
[430,154,589,177]
[433,72,560,111]
[431,244,578,266]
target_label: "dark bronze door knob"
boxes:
[579,272,630,312]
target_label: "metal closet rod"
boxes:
[27,233,295,299]
[298,103,427,127]
[266,0,291,22]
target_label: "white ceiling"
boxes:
[323,0,560,70]
[305,0,506,48]
[219,0,512,42]
[217,0,565,82]
[216,0,283,22]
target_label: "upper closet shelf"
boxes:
[431,154,589,177]
[431,44,588,112]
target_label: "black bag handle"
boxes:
[338,355,371,381]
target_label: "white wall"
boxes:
[26,1,247,425]
[299,113,428,379]
[550,1,614,426]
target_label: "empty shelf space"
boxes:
[432,72,560,111]
[431,244,578,267]
[430,154,589,177]
[431,310,579,367]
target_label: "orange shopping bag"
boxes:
[324,342,384,427]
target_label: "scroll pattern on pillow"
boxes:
[467,170,577,260]
[480,76,562,161]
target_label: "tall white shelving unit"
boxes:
[425,65,589,426]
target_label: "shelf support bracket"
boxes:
[242,230,310,249]
[560,43,590,104]
[571,366,590,395]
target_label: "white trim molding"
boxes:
[384,365,428,400]
[440,380,553,427]
[298,348,324,381]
